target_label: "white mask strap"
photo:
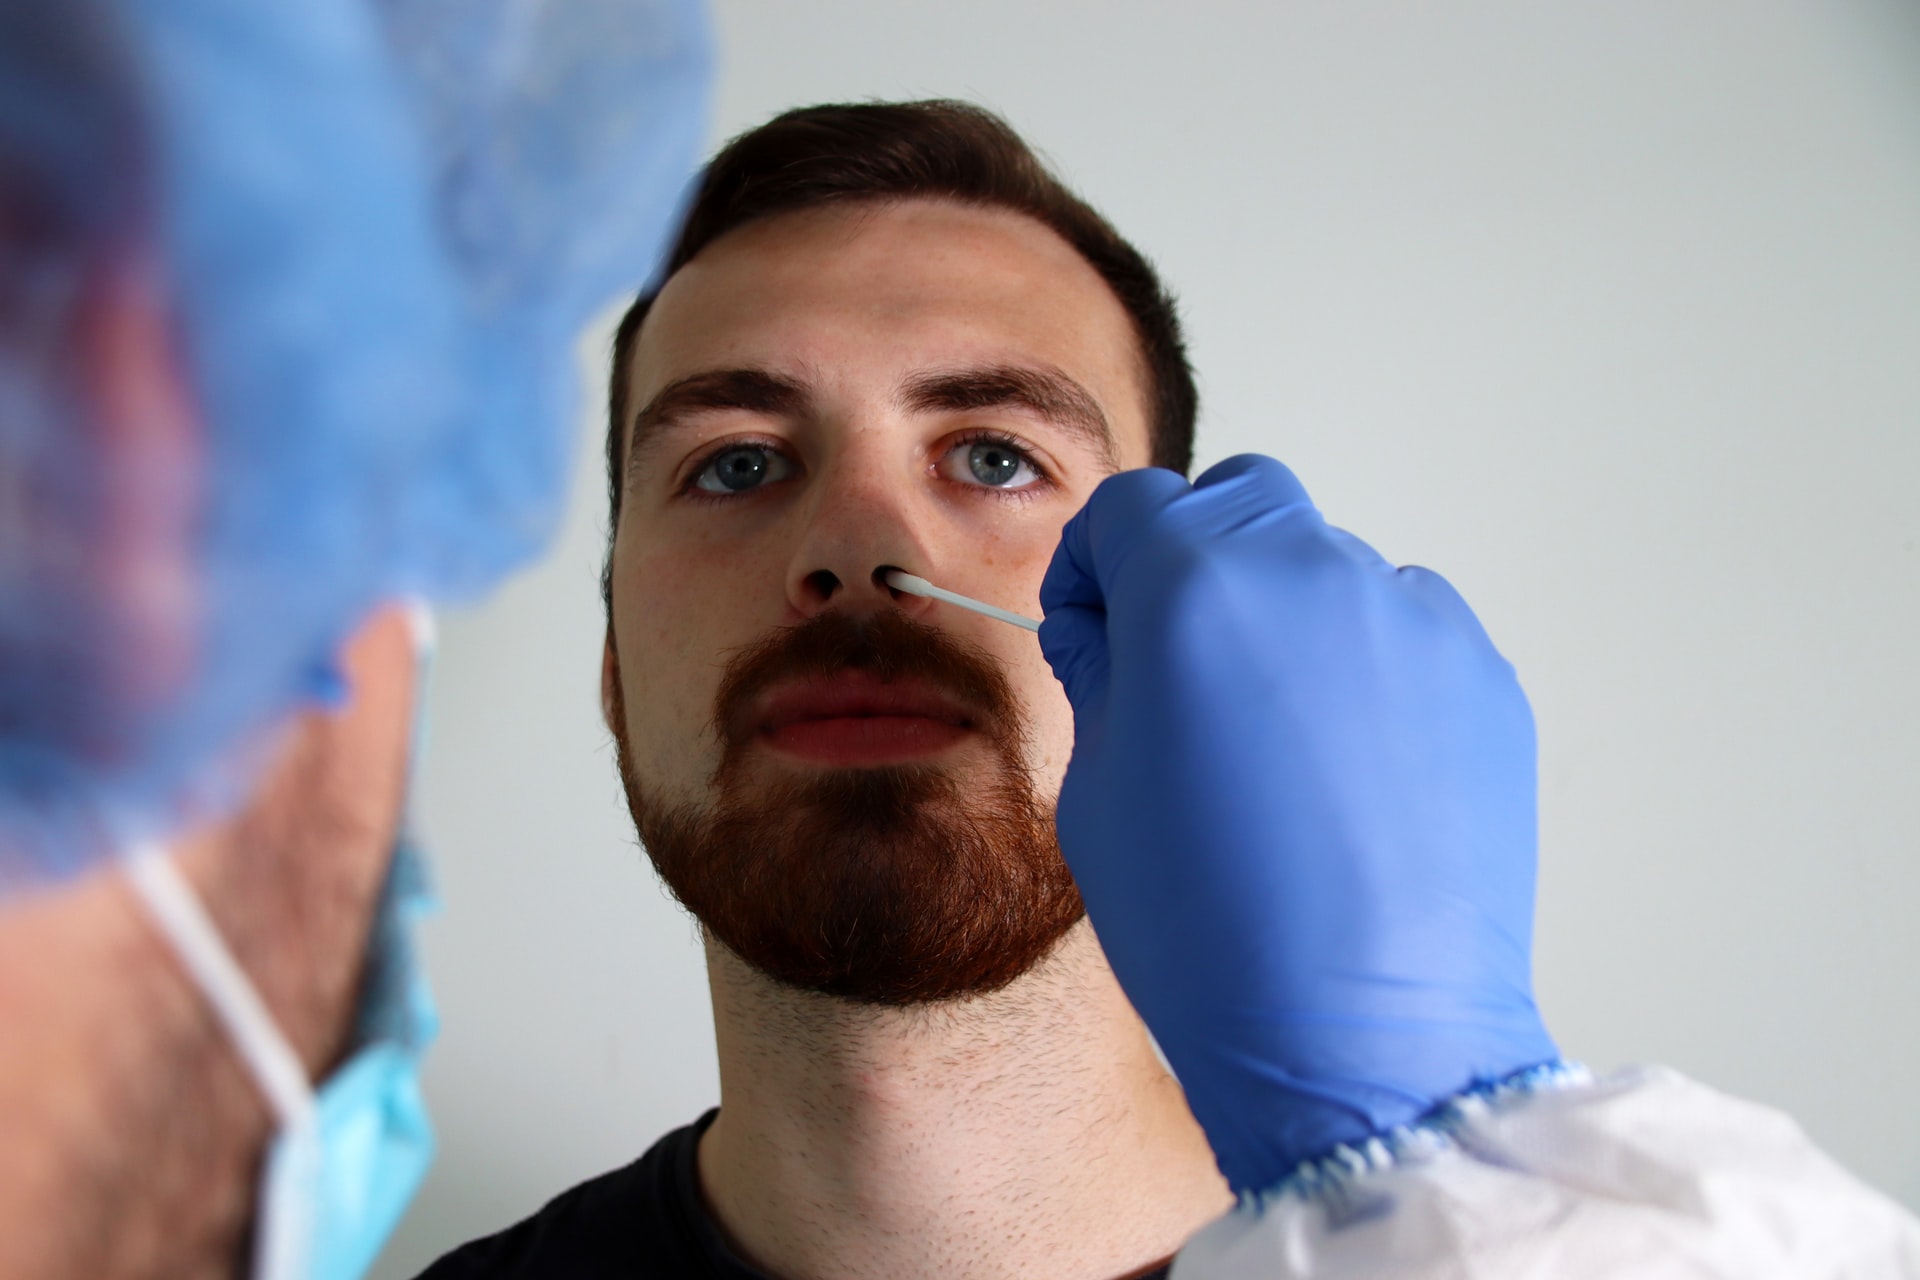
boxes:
[124,842,317,1131]
[404,599,436,655]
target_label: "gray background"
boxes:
[377,2,1920,1274]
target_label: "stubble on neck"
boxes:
[697,919,1232,1280]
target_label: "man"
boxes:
[0,1,708,1276]
[426,100,1920,1280]
[427,99,1230,1280]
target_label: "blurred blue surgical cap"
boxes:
[0,0,711,889]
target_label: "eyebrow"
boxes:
[623,361,1121,490]
[625,367,811,481]
[898,365,1119,473]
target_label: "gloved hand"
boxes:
[1039,455,1559,1196]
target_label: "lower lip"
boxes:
[761,715,971,765]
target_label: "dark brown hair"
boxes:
[603,99,1197,597]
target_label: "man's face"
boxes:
[606,198,1154,1001]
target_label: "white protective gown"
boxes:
[1174,1066,1920,1279]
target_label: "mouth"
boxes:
[749,671,979,766]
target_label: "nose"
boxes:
[784,458,939,623]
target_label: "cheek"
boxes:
[1029,671,1075,802]
[610,541,754,787]
[938,505,1070,618]
[930,505,1081,795]
[1018,653,1077,802]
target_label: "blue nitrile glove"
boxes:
[1039,455,1559,1196]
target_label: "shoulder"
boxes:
[413,1112,718,1280]
[1175,1069,1920,1280]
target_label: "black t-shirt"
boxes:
[414,1110,1173,1280]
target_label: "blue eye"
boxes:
[694,444,792,494]
[946,438,1041,490]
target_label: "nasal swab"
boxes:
[884,570,1041,633]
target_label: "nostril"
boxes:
[874,564,917,604]
[804,569,842,603]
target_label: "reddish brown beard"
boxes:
[608,609,1084,1005]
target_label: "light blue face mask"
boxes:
[253,831,439,1280]
[124,607,441,1280]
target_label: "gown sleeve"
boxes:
[1172,1065,1920,1279]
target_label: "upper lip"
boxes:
[751,671,977,735]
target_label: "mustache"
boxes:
[712,609,1022,754]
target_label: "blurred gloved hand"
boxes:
[1039,455,1559,1196]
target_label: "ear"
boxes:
[80,251,201,708]
[600,626,620,738]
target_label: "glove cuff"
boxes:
[1238,1059,1588,1209]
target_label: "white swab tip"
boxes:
[884,570,934,595]
[881,569,1042,632]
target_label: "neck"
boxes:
[0,863,272,1280]
[699,922,1230,1280]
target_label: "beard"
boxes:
[608,609,1084,1006]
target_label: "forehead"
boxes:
[625,199,1152,461]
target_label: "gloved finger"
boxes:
[1324,525,1395,575]
[1190,453,1314,508]
[1041,466,1193,613]
[1180,454,1326,546]
[1040,515,1106,615]
[1393,563,1501,654]
[1037,600,1112,713]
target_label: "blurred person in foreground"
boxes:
[424,101,1920,1280]
[0,0,709,1277]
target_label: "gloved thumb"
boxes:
[1189,453,1316,516]
[1039,468,1192,716]
[1044,467,1195,606]
[1037,598,1110,720]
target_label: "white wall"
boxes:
[376,3,1920,1273]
